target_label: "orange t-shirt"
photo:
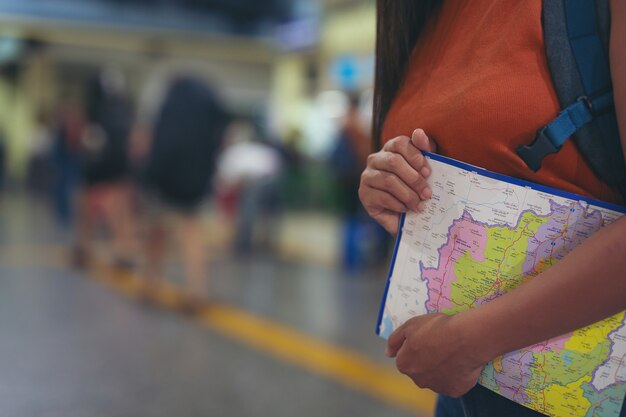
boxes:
[382,0,621,204]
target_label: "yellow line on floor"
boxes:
[198,305,436,416]
[2,246,436,416]
[92,266,436,416]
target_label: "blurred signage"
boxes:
[329,54,374,90]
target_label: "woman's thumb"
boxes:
[411,128,437,152]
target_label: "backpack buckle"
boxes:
[577,95,593,114]
[585,92,614,117]
[516,126,559,172]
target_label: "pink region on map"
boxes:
[423,212,488,312]
[528,335,568,354]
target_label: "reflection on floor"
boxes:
[0,193,435,417]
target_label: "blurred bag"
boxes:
[517,0,626,199]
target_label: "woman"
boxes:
[359,1,626,416]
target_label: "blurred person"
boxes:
[73,68,136,268]
[129,65,169,172]
[0,129,6,193]
[27,110,54,198]
[329,92,387,271]
[215,120,284,255]
[51,101,83,227]
[141,75,228,311]
[274,127,307,209]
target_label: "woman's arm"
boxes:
[466,0,626,361]
[386,0,626,397]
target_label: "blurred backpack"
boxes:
[517,0,626,200]
[145,76,229,206]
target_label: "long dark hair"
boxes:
[373,0,441,150]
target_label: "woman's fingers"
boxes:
[359,130,437,234]
[361,167,424,212]
[411,128,438,153]
[359,185,409,214]
[368,149,432,201]
[383,135,431,176]
[358,186,408,235]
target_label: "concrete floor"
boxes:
[0,192,433,417]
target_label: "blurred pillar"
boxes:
[0,79,34,182]
[0,51,55,183]
[270,55,310,138]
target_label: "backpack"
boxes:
[516,0,626,200]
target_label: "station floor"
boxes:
[0,193,436,417]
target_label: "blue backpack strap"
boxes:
[517,0,613,171]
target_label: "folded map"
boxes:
[377,152,626,417]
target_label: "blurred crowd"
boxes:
[0,64,390,310]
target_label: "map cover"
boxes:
[377,152,626,417]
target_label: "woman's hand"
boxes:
[359,129,437,234]
[386,313,487,398]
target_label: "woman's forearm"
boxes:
[457,215,626,362]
